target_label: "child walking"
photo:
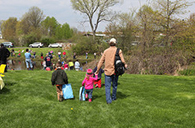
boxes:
[51,61,68,102]
[82,69,98,102]
[93,62,104,88]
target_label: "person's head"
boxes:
[109,38,117,46]
[1,43,4,47]
[26,49,29,52]
[86,68,93,79]
[56,61,62,68]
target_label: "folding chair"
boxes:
[0,64,6,78]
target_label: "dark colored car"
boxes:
[1,42,14,48]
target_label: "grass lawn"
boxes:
[0,70,195,128]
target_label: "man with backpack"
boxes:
[95,38,127,104]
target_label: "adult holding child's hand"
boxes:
[96,38,127,104]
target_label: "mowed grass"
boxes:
[0,70,195,128]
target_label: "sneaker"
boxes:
[89,99,92,102]
[85,94,88,99]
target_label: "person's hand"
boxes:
[125,64,128,69]
[95,71,99,75]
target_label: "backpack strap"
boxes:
[116,48,120,56]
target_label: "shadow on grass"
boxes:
[0,82,16,94]
[117,91,130,99]
[0,87,10,94]
[5,81,16,86]
[93,94,103,101]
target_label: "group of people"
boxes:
[51,38,127,104]
[1,37,127,104]
[24,49,67,71]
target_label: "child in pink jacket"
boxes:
[82,68,98,102]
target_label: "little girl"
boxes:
[82,69,98,102]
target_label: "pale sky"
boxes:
[0,0,195,31]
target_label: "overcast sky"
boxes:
[0,0,195,32]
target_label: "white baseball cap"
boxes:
[109,38,116,44]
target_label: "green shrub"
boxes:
[72,36,97,55]
[41,37,56,46]
[22,34,37,46]
[179,69,195,76]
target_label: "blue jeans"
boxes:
[105,74,118,103]
[25,59,33,69]
[85,89,93,99]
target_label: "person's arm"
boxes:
[51,72,56,86]
[119,49,128,68]
[82,78,86,86]
[6,49,10,58]
[93,74,98,81]
[63,71,68,84]
[96,52,105,74]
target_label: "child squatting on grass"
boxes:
[82,69,98,102]
[51,61,68,102]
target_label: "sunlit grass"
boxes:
[0,70,195,128]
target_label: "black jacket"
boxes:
[0,46,10,63]
[51,68,68,85]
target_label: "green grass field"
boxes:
[0,70,195,128]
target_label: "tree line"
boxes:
[70,0,195,75]
[0,6,75,47]
[1,0,195,75]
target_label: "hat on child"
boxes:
[86,68,93,76]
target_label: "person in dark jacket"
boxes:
[51,61,68,102]
[0,44,10,72]
[44,53,53,70]
[93,62,104,88]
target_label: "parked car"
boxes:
[1,42,14,48]
[29,42,43,48]
[48,43,62,48]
